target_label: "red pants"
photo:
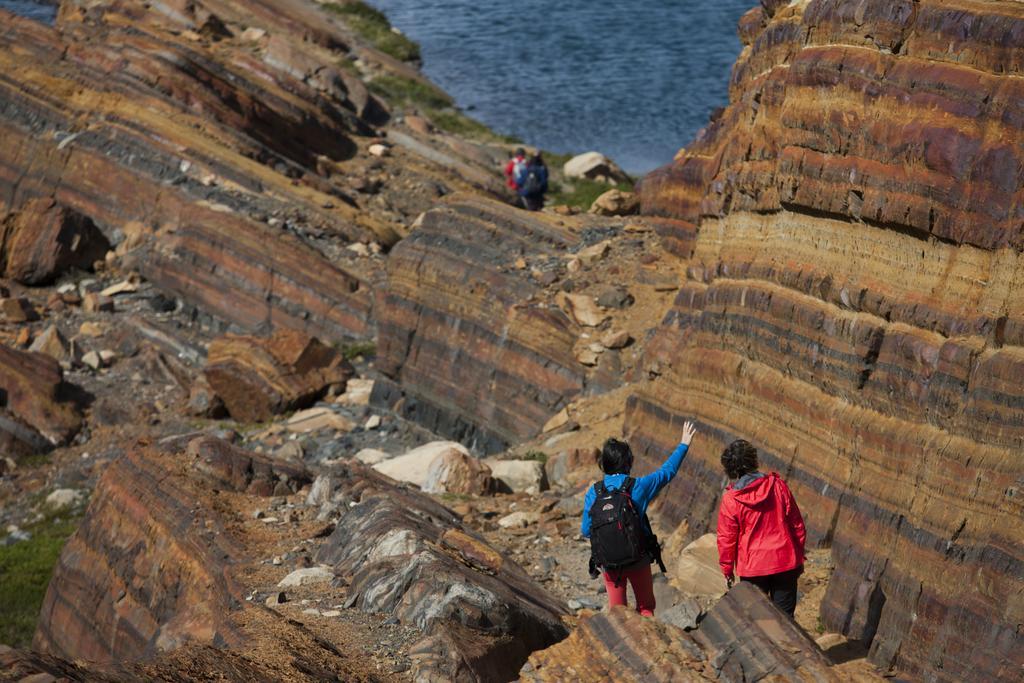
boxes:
[602,564,656,616]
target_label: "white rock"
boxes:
[240,27,267,42]
[560,293,608,327]
[368,143,389,157]
[100,280,138,297]
[346,242,370,257]
[672,533,729,598]
[321,610,342,618]
[98,349,117,364]
[372,441,469,488]
[278,566,334,588]
[542,408,570,433]
[337,378,374,406]
[81,350,103,370]
[486,459,549,493]
[354,448,391,465]
[364,414,381,430]
[562,151,629,183]
[45,488,82,510]
[498,511,539,529]
[305,475,333,507]
[286,407,355,433]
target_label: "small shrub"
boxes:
[324,2,421,63]
[523,450,548,464]
[339,340,377,360]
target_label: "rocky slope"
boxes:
[632,1,1024,680]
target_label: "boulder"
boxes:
[45,488,82,510]
[29,326,70,363]
[486,459,549,493]
[589,189,639,216]
[599,329,632,349]
[594,285,633,309]
[0,345,82,453]
[336,377,373,405]
[1,297,39,322]
[285,407,355,433]
[422,447,494,495]
[204,329,354,423]
[559,293,608,327]
[498,511,539,528]
[354,448,391,465]
[544,447,598,487]
[671,533,728,598]
[0,198,110,285]
[186,376,226,418]
[372,441,494,495]
[277,566,333,588]
[562,152,630,184]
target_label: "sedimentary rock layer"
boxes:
[522,582,838,682]
[0,6,377,340]
[204,329,353,422]
[633,1,1024,680]
[0,345,83,455]
[376,195,587,452]
[314,462,569,681]
[0,198,110,285]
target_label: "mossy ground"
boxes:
[0,506,82,647]
[324,2,421,63]
[548,178,634,211]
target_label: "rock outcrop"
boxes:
[522,582,839,682]
[34,435,567,682]
[203,329,353,422]
[0,345,83,456]
[632,1,1024,680]
[0,198,110,285]
[376,195,588,452]
[0,3,380,340]
[314,461,568,681]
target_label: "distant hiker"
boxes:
[504,147,527,191]
[582,421,698,616]
[716,439,806,617]
[515,153,548,211]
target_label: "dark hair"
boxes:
[721,439,758,479]
[515,147,526,157]
[600,438,633,474]
[530,153,545,167]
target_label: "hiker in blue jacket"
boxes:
[514,153,548,211]
[581,421,697,615]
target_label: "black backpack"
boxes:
[588,478,648,571]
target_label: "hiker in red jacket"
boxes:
[504,147,526,190]
[716,439,806,616]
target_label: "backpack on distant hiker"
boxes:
[589,478,663,575]
[520,167,544,196]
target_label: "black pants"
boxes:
[741,565,802,616]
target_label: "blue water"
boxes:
[370,0,751,174]
[0,0,57,24]
[0,0,751,174]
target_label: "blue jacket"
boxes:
[581,443,689,537]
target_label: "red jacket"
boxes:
[716,472,806,579]
[504,156,525,189]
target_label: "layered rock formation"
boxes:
[522,582,838,682]
[314,462,568,680]
[0,198,110,285]
[0,345,83,456]
[632,1,1024,680]
[35,435,566,680]
[376,195,588,452]
[203,329,353,422]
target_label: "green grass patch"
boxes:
[548,178,634,211]
[324,2,421,62]
[339,340,377,361]
[368,74,517,143]
[0,508,82,647]
[523,450,548,464]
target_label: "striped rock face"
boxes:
[0,6,377,340]
[634,1,1024,680]
[376,195,587,453]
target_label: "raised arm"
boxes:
[634,420,698,501]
